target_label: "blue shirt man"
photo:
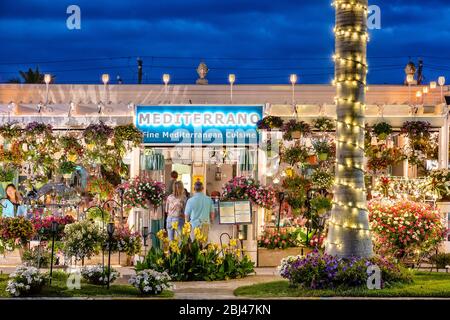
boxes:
[184,182,215,240]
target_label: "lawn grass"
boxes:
[234,272,450,297]
[0,271,173,298]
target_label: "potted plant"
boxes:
[310,195,332,215]
[282,120,311,140]
[114,124,143,153]
[256,116,284,131]
[280,145,309,166]
[58,160,76,179]
[312,139,331,161]
[312,117,335,132]
[83,121,114,145]
[372,122,393,140]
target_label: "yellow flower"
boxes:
[215,258,223,266]
[182,222,191,236]
[156,258,164,266]
[86,143,95,151]
[194,227,204,241]
[67,153,77,162]
[229,239,237,247]
[171,221,179,230]
[169,240,181,254]
[156,229,166,240]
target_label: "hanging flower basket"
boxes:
[318,153,329,161]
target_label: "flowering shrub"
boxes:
[119,177,166,209]
[23,122,52,138]
[368,199,447,260]
[279,250,412,289]
[221,176,276,209]
[63,220,105,261]
[81,265,120,285]
[30,215,75,241]
[129,269,172,295]
[137,222,254,281]
[0,217,34,250]
[106,225,142,256]
[58,135,84,159]
[6,266,47,297]
[258,227,299,249]
[87,177,115,201]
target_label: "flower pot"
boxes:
[307,155,318,165]
[318,153,329,161]
[291,131,302,140]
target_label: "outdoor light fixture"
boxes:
[44,74,52,85]
[163,73,170,85]
[406,74,414,105]
[228,74,236,103]
[430,81,437,90]
[106,222,115,290]
[290,74,298,115]
[439,76,446,103]
[102,73,110,85]
[49,220,59,284]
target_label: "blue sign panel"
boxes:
[136,105,263,145]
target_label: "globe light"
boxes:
[228,74,236,85]
[430,81,437,89]
[102,74,110,85]
[439,76,446,86]
[163,74,170,85]
[290,74,298,85]
[406,74,414,84]
[44,74,52,85]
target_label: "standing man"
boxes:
[184,181,215,241]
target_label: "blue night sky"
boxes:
[0,0,449,85]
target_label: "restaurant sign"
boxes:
[136,105,263,145]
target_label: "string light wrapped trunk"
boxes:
[325,0,373,258]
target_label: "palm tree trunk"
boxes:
[325,0,373,258]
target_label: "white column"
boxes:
[439,110,449,169]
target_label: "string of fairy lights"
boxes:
[325,0,372,255]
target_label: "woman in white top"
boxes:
[165,181,186,240]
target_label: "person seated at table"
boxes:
[1,184,27,218]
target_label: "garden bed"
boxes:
[234,272,450,297]
[257,247,312,267]
[0,273,173,298]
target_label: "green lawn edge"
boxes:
[234,272,450,298]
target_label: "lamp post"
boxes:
[163,73,170,90]
[290,74,298,116]
[439,76,446,103]
[277,192,285,231]
[142,226,149,257]
[106,222,115,290]
[43,74,51,112]
[406,74,414,105]
[228,74,236,104]
[49,220,59,284]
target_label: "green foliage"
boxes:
[136,224,254,281]
[312,139,331,155]
[281,145,309,166]
[372,122,393,139]
[310,195,332,215]
[22,247,51,268]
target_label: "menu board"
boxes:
[218,200,252,225]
